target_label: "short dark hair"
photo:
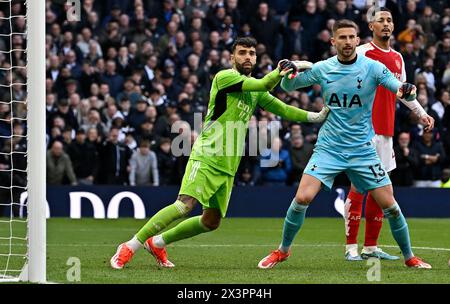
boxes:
[231,37,257,52]
[332,19,359,35]
[140,139,151,148]
[368,7,392,22]
[159,137,171,145]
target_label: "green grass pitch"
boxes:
[2,218,450,283]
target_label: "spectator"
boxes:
[415,57,436,93]
[48,98,79,131]
[298,0,326,57]
[81,108,108,138]
[79,60,102,97]
[61,126,73,151]
[116,78,142,107]
[63,50,82,79]
[46,140,77,185]
[0,139,26,217]
[408,93,442,141]
[99,21,122,54]
[431,89,450,120]
[402,42,421,83]
[391,131,419,186]
[156,137,177,185]
[116,46,135,77]
[135,118,156,145]
[178,98,195,129]
[236,166,257,186]
[236,123,261,187]
[249,2,280,57]
[77,27,102,58]
[413,129,446,187]
[129,139,159,186]
[206,3,227,32]
[46,54,61,82]
[282,16,304,59]
[435,37,450,85]
[128,98,148,131]
[86,126,102,146]
[101,60,124,98]
[97,127,132,185]
[398,19,423,45]
[288,134,313,186]
[67,129,98,185]
[330,0,356,21]
[260,137,291,186]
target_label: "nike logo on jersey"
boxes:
[326,80,335,84]
[376,177,386,183]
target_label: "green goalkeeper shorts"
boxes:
[179,159,235,218]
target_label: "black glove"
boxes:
[398,83,416,101]
[279,60,298,73]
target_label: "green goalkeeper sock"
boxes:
[135,200,190,244]
[161,216,210,245]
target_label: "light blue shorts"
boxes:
[303,144,392,193]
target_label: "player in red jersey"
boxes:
[337,7,435,261]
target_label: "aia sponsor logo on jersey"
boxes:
[328,93,362,108]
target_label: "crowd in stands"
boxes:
[1,0,450,189]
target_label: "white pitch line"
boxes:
[379,245,450,252]
[2,243,450,251]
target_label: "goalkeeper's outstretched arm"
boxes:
[240,68,282,92]
[219,60,299,94]
[258,92,329,123]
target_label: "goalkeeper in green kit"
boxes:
[110,37,329,269]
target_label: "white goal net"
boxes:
[0,0,45,283]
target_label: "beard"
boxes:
[340,46,355,58]
[381,34,390,41]
[235,61,254,76]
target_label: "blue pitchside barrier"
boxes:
[22,186,450,218]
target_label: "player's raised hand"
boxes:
[397,83,417,101]
[277,59,297,77]
[420,114,435,132]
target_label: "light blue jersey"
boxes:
[282,55,402,151]
[281,55,403,192]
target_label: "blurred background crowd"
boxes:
[1,0,450,190]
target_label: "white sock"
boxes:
[126,236,142,252]
[345,244,358,255]
[152,234,166,248]
[362,246,378,253]
[278,245,290,254]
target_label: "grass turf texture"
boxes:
[3,218,450,283]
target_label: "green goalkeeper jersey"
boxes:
[190,68,310,176]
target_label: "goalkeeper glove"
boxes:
[306,106,330,123]
[278,59,297,76]
[288,60,313,79]
[397,83,417,101]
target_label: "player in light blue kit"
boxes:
[258,19,431,269]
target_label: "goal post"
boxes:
[0,0,46,283]
[26,0,46,283]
